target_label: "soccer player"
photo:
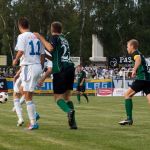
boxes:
[119,39,150,125]
[76,65,89,103]
[34,21,77,129]
[13,17,45,130]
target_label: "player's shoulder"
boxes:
[18,32,32,39]
[131,50,140,58]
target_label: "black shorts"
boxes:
[130,80,150,95]
[76,85,85,92]
[53,66,75,94]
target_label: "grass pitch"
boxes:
[0,96,150,150]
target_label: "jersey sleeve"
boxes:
[131,51,140,61]
[15,35,25,52]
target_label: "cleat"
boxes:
[27,123,39,130]
[35,112,40,121]
[17,119,24,127]
[119,119,133,125]
[68,110,78,129]
[70,121,78,129]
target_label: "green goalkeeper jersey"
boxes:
[76,70,86,86]
[131,50,150,80]
[50,34,74,74]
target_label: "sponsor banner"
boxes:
[5,78,113,94]
[0,78,8,92]
[113,88,142,96]
[108,57,132,68]
[97,88,113,96]
[112,88,124,96]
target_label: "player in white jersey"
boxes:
[13,17,45,130]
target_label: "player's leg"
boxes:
[13,91,24,126]
[76,88,81,103]
[64,66,77,129]
[81,86,89,103]
[13,77,24,126]
[53,72,72,113]
[23,64,42,130]
[64,90,77,129]
[54,94,71,113]
[119,80,143,125]
[119,87,135,125]
[24,91,38,129]
[19,86,25,105]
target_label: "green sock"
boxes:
[125,99,133,120]
[66,101,74,110]
[57,99,71,113]
[77,94,80,103]
[83,93,89,102]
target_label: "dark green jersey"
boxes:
[131,50,150,80]
[76,70,86,86]
[50,34,74,74]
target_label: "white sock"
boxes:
[26,101,36,125]
[14,99,23,121]
[33,103,37,116]
[20,95,25,105]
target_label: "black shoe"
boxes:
[118,119,133,125]
[70,121,78,129]
[68,110,78,129]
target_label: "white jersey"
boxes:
[15,32,45,66]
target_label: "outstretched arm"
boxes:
[34,33,54,52]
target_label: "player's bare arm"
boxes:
[40,54,45,69]
[13,51,23,67]
[132,55,141,78]
[14,68,21,82]
[38,68,51,86]
[34,33,54,52]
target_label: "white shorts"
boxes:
[20,64,42,92]
[13,76,22,93]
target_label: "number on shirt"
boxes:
[61,44,70,61]
[29,40,40,55]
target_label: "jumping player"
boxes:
[119,39,150,125]
[34,21,77,129]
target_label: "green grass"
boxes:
[0,96,150,150]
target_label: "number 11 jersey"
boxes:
[15,32,45,66]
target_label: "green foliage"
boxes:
[0,0,150,65]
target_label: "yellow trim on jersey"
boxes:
[134,55,140,60]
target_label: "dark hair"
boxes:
[51,21,62,33]
[18,17,29,29]
[128,39,139,49]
